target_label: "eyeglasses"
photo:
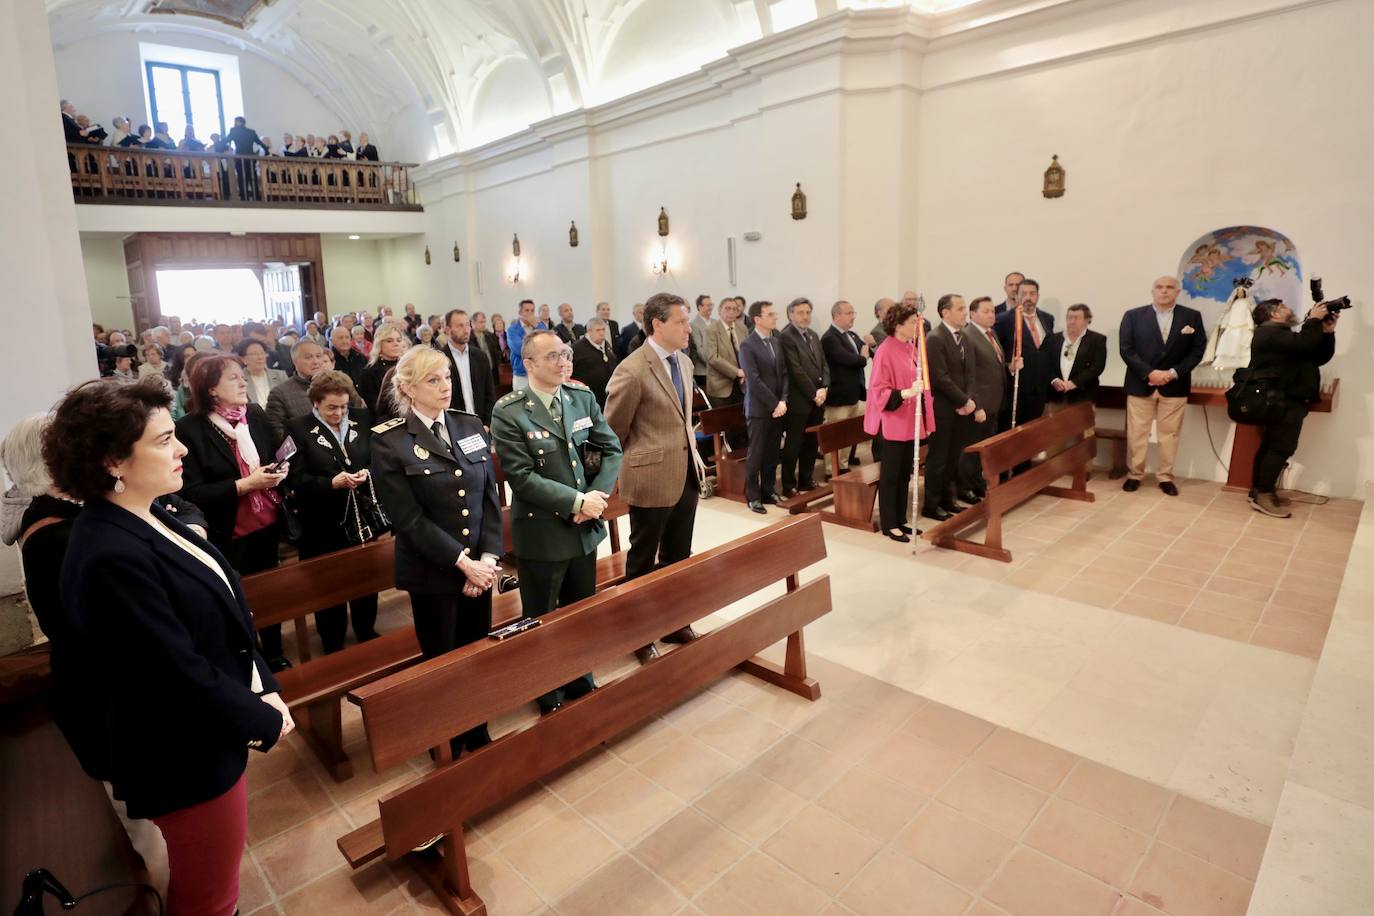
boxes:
[532,349,574,364]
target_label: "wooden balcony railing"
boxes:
[66,143,421,210]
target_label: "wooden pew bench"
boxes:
[698,401,748,502]
[921,401,1096,563]
[1094,426,1128,479]
[811,415,876,529]
[336,515,832,914]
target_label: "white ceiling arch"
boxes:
[45,0,996,159]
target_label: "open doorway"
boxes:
[155,268,265,326]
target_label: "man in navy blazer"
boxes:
[738,301,789,512]
[994,278,1055,431]
[1118,275,1207,495]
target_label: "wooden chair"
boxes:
[922,401,1097,562]
[336,515,831,914]
[698,401,747,502]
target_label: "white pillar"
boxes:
[0,0,96,603]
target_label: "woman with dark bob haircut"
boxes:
[46,377,294,916]
[862,300,933,542]
[176,353,291,669]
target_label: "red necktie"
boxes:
[1027,315,1042,347]
[986,329,1003,361]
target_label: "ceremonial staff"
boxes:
[909,296,930,553]
[1010,306,1023,429]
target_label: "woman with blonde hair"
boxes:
[357,322,408,415]
[370,346,502,756]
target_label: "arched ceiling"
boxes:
[46,0,992,160]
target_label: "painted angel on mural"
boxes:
[1185,244,1227,287]
[1245,238,1299,278]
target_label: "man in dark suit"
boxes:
[595,301,621,345]
[571,318,618,406]
[995,271,1025,316]
[1045,304,1108,407]
[226,115,267,199]
[553,303,584,345]
[924,295,981,520]
[821,299,869,473]
[994,278,1055,431]
[616,303,644,358]
[442,309,495,423]
[328,325,366,387]
[738,301,789,513]
[960,297,1011,497]
[778,297,831,496]
[1119,276,1207,496]
[469,310,501,389]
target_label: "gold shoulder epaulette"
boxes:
[372,416,405,434]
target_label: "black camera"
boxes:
[1310,277,1352,313]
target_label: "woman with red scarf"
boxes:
[177,354,291,670]
[863,300,936,543]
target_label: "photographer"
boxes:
[1245,297,1337,518]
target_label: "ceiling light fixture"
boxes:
[348,234,360,240]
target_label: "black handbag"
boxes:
[342,474,390,545]
[1226,367,1287,426]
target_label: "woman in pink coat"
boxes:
[864,300,935,542]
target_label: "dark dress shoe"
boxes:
[497,574,520,594]
[662,626,699,644]
[798,481,816,493]
[354,631,380,643]
[539,702,563,717]
[957,491,982,505]
[885,530,911,543]
[564,678,597,700]
[761,493,782,505]
[1122,478,1141,492]
[1159,481,1179,496]
[899,525,913,535]
[267,656,292,673]
[748,500,767,514]
[781,488,798,499]
[939,502,962,514]
[848,457,862,468]
[922,507,953,522]
[461,725,492,753]
[635,644,661,664]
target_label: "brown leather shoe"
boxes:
[635,644,661,664]
[662,627,699,645]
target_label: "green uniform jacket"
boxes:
[490,380,623,562]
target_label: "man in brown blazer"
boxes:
[705,297,748,448]
[605,291,701,661]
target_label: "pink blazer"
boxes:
[863,336,936,442]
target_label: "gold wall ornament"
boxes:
[569,221,579,247]
[424,245,431,265]
[452,241,460,263]
[512,234,521,257]
[791,182,807,220]
[657,207,669,237]
[1043,154,1066,199]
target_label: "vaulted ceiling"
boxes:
[46,0,991,159]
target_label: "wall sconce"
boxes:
[506,233,523,284]
[1043,154,1065,199]
[424,245,431,266]
[657,207,669,237]
[650,241,672,277]
[452,242,460,263]
[791,182,807,220]
[569,221,579,248]
[512,234,521,257]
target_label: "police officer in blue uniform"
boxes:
[371,346,502,755]
[490,329,622,714]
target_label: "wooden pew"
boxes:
[245,507,631,780]
[784,414,871,523]
[921,401,1096,562]
[698,402,748,502]
[336,516,831,913]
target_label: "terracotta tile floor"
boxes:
[240,655,1270,916]
[912,474,1360,659]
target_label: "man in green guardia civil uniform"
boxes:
[490,328,623,714]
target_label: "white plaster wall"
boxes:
[2,0,97,594]
[320,237,391,316]
[913,0,1374,497]
[52,30,348,142]
[79,234,133,331]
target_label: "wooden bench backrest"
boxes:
[813,414,870,454]
[243,536,395,630]
[350,514,827,772]
[966,402,1094,478]
[698,401,745,436]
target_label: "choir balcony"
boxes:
[66,144,422,211]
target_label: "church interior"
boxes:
[3,0,1373,914]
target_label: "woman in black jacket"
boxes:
[371,346,502,756]
[45,378,292,916]
[357,323,407,416]
[284,371,382,653]
[176,354,291,669]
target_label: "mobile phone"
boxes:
[488,617,541,641]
